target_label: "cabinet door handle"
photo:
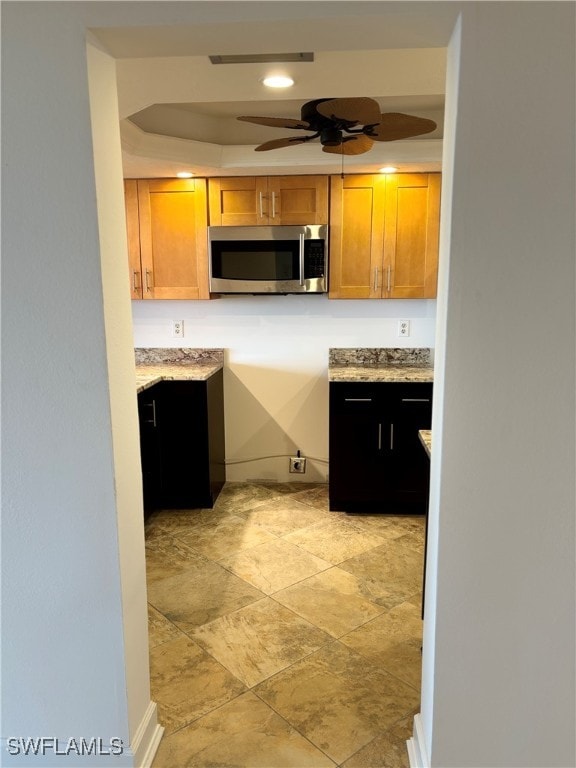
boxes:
[259,191,264,219]
[387,265,391,292]
[145,269,153,293]
[299,233,305,286]
[401,398,431,403]
[374,266,379,292]
[390,423,394,450]
[271,191,276,219]
[132,269,141,292]
[378,423,382,450]
[144,400,157,427]
[344,398,373,402]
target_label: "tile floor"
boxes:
[147,482,424,768]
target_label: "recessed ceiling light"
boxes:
[176,171,194,178]
[262,75,294,88]
[379,166,398,174]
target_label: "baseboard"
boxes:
[131,700,164,768]
[407,713,430,768]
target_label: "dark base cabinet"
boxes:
[329,381,432,514]
[137,371,225,513]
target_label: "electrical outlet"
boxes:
[397,320,411,337]
[172,320,184,338]
[289,456,306,474]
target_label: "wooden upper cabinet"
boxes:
[208,175,328,226]
[124,178,209,300]
[329,173,441,299]
[328,175,386,299]
[384,174,441,299]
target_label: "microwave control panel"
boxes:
[304,240,326,278]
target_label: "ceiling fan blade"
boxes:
[322,134,374,156]
[316,97,381,126]
[370,112,437,141]
[237,115,310,130]
[254,136,311,152]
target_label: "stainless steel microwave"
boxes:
[208,225,328,294]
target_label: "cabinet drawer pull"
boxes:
[378,423,382,450]
[259,191,264,218]
[132,269,141,292]
[344,398,373,402]
[401,398,431,403]
[390,423,394,450]
[145,269,153,293]
[271,191,276,219]
[387,265,391,292]
[373,267,379,292]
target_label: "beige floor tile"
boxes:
[189,597,331,687]
[238,496,334,536]
[145,508,211,539]
[284,517,387,564]
[343,512,422,537]
[340,601,423,689]
[152,691,336,768]
[145,536,209,584]
[147,559,264,631]
[147,604,182,649]
[273,567,386,637]
[149,634,246,735]
[338,539,424,609]
[255,641,420,765]
[342,712,417,768]
[178,513,278,559]
[212,481,281,515]
[291,483,331,509]
[218,538,332,594]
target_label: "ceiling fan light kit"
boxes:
[237,97,436,155]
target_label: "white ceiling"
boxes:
[92,3,457,178]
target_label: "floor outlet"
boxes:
[289,456,306,474]
[172,320,184,338]
[397,320,411,337]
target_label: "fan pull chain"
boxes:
[341,148,344,179]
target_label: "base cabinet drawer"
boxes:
[329,381,432,513]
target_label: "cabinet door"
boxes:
[138,388,162,514]
[386,383,433,504]
[208,177,268,225]
[329,175,386,298]
[267,176,329,225]
[384,173,441,299]
[137,179,209,300]
[124,180,143,299]
[329,383,396,510]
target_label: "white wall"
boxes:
[132,297,436,481]
[1,7,158,767]
[420,3,575,767]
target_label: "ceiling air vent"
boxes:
[209,52,314,64]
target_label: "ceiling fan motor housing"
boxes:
[320,127,343,147]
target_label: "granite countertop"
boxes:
[419,429,432,458]
[135,348,224,393]
[328,348,434,383]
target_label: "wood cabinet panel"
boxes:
[384,174,440,299]
[329,173,441,299]
[208,175,328,226]
[124,178,209,300]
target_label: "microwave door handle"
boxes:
[299,234,305,286]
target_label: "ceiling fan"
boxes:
[238,97,437,155]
